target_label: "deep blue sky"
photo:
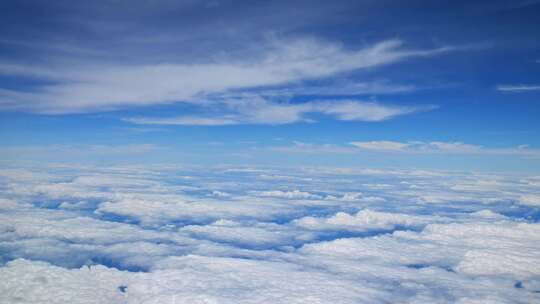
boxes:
[0,0,539,172]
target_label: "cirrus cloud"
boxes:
[0,38,455,114]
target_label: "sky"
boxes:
[0,0,540,172]
[1,2,540,303]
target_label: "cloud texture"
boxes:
[1,38,449,116]
[0,164,539,303]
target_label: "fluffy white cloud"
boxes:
[409,222,540,277]
[323,192,386,203]
[294,209,433,232]
[180,219,311,249]
[298,219,540,300]
[0,256,390,304]
[95,196,305,227]
[1,164,540,303]
[0,259,128,304]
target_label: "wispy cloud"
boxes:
[314,100,434,122]
[125,116,239,126]
[124,96,433,126]
[251,80,419,97]
[270,140,540,157]
[0,38,456,114]
[270,141,359,154]
[350,140,540,156]
[496,84,540,92]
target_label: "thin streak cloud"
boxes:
[270,140,540,157]
[0,39,455,114]
[123,97,433,126]
[496,84,540,92]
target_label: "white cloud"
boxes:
[0,259,128,304]
[297,220,540,302]
[311,99,428,122]
[252,189,323,200]
[0,256,389,304]
[0,208,197,269]
[349,140,540,156]
[124,96,429,126]
[256,80,418,96]
[268,140,540,157]
[496,84,540,92]
[269,141,359,154]
[350,140,483,153]
[0,211,175,245]
[294,209,432,232]
[519,194,540,206]
[324,192,386,203]
[351,140,411,151]
[0,38,455,114]
[125,116,239,126]
[94,195,305,227]
[415,222,540,277]
[180,220,308,248]
[1,164,540,303]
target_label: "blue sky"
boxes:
[2,2,540,302]
[1,0,540,172]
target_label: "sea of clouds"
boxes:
[0,164,539,303]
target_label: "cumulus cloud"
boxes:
[324,192,386,203]
[0,256,390,304]
[180,219,309,249]
[1,164,540,303]
[294,209,432,232]
[299,220,540,301]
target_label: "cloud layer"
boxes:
[1,164,539,303]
